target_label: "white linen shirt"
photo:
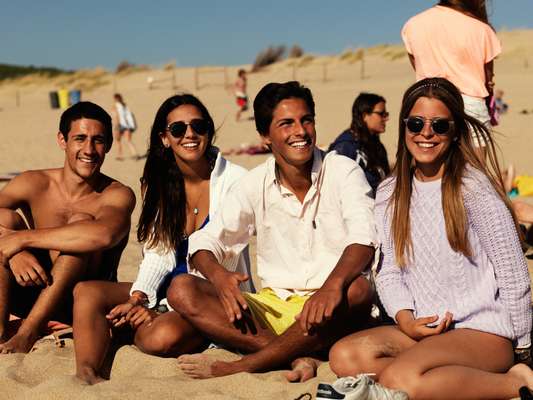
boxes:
[188,148,377,300]
[130,148,252,308]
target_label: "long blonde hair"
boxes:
[390,77,517,266]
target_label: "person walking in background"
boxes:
[328,93,390,195]
[401,0,500,152]
[329,78,533,399]
[234,69,249,122]
[113,93,139,160]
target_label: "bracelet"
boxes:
[129,292,149,307]
[514,347,532,365]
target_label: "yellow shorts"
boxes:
[243,288,310,335]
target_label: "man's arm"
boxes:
[0,171,37,210]
[0,185,135,258]
[297,157,378,333]
[190,250,250,322]
[296,243,374,334]
[188,183,255,322]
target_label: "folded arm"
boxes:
[2,185,135,257]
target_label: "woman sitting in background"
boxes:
[328,93,390,195]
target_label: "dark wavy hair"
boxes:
[349,92,390,178]
[390,77,516,266]
[253,81,315,136]
[438,0,492,27]
[137,94,215,251]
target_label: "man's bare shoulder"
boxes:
[98,175,136,210]
[4,168,61,193]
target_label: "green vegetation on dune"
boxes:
[0,63,72,81]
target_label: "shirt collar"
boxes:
[267,147,324,188]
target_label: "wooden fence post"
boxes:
[194,67,199,90]
[360,50,365,80]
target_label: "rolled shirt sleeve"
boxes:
[188,185,255,272]
[339,161,378,250]
[130,245,176,308]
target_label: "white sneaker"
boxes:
[316,375,408,400]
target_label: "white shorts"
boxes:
[462,94,490,147]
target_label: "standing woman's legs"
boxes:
[123,129,138,158]
[73,281,131,384]
[114,129,124,160]
[379,328,533,400]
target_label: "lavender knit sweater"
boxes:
[375,170,532,347]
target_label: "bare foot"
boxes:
[0,330,39,354]
[284,357,322,383]
[76,365,106,385]
[177,354,243,379]
[508,363,533,390]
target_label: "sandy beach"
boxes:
[0,29,532,399]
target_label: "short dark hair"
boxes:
[253,81,315,136]
[59,101,113,150]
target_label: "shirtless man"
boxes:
[0,101,135,353]
[170,81,377,381]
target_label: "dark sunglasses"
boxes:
[404,116,454,135]
[371,111,389,118]
[166,119,209,138]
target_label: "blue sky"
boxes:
[1,0,532,70]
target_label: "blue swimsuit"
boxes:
[157,216,210,300]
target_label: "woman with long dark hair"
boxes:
[72,94,251,384]
[329,78,533,399]
[328,93,390,194]
[401,0,500,150]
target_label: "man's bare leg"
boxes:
[73,281,131,385]
[173,276,373,380]
[0,209,29,343]
[0,266,12,344]
[0,213,96,354]
[167,274,276,354]
[134,311,206,357]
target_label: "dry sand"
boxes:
[0,29,532,399]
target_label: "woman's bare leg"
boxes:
[73,281,131,384]
[134,310,205,357]
[379,328,531,400]
[123,130,138,158]
[329,325,416,377]
[114,131,123,159]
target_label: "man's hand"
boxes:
[210,269,249,323]
[397,310,453,341]
[106,302,136,328]
[0,225,25,265]
[126,306,158,329]
[9,251,49,287]
[296,284,343,336]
